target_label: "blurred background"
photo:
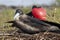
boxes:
[0,0,60,33]
[0,0,56,6]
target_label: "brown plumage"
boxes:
[7,9,60,34]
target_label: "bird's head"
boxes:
[14,9,23,20]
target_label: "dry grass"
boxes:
[0,32,60,40]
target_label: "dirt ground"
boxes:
[0,32,60,40]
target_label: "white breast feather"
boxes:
[14,13,20,20]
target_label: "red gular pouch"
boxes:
[32,7,46,20]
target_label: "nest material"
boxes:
[0,32,60,40]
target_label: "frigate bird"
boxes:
[7,9,60,34]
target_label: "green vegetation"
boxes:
[0,9,14,26]
[46,7,60,23]
[0,9,15,31]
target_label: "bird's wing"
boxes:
[19,14,51,27]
